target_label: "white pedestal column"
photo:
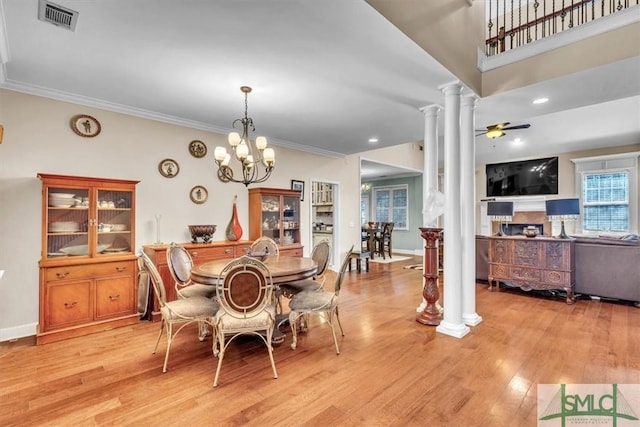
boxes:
[461,94,482,326]
[417,104,440,313]
[436,82,470,339]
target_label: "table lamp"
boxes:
[487,201,513,236]
[545,198,580,239]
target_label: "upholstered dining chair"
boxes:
[212,255,278,387]
[250,236,280,259]
[279,241,330,299]
[288,245,354,355]
[166,243,215,300]
[139,252,218,373]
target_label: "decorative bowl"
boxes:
[188,225,216,243]
[523,227,539,238]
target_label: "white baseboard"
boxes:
[0,323,37,342]
[393,248,423,256]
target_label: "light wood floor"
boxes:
[1,256,638,426]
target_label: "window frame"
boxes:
[571,152,639,235]
[372,184,409,231]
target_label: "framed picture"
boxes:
[189,185,208,204]
[188,140,207,158]
[158,158,179,178]
[291,179,305,201]
[70,114,101,138]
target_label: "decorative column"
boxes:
[436,81,470,339]
[417,104,440,313]
[416,227,442,325]
[460,94,483,326]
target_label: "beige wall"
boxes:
[0,89,363,339]
[482,23,640,95]
[366,0,485,94]
[474,143,640,233]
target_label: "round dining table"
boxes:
[191,256,317,285]
[191,256,318,344]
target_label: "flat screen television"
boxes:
[486,156,558,197]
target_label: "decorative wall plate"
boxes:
[190,185,208,204]
[70,114,101,138]
[189,140,207,158]
[158,158,179,178]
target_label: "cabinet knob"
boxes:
[56,272,69,279]
[116,267,126,272]
[225,249,232,254]
[192,251,198,257]
[64,301,77,308]
[109,294,120,301]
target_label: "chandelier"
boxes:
[214,86,275,186]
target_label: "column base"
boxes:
[416,298,427,313]
[462,313,483,326]
[436,321,470,339]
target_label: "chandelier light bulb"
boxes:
[236,142,249,160]
[228,132,241,146]
[222,153,231,167]
[263,147,275,164]
[255,136,267,150]
[214,146,227,161]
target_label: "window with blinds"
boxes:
[582,172,629,232]
[373,185,408,229]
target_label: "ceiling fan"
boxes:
[476,122,531,139]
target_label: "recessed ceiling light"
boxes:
[368,137,379,144]
[513,138,523,145]
[533,97,549,104]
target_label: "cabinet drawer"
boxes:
[45,261,134,282]
[47,280,92,328]
[189,246,234,263]
[489,264,509,279]
[543,270,569,286]
[234,244,252,257]
[511,266,541,282]
[95,275,135,319]
[280,247,303,257]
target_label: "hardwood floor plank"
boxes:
[1,256,637,426]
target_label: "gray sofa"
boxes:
[475,235,640,305]
[573,236,640,305]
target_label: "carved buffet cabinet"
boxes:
[248,187,303,257]
[142,241,252,321]
[488,235,576,304]
[37,173,140,344]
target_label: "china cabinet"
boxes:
[249,187,303,257]
[142,241,252,321]
[37,173,139,344]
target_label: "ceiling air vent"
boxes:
[38,0,79,32]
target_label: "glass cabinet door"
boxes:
[46,186,91,258]
[282,194,300,245]
[96,188,133,255]
[260,195,281,244]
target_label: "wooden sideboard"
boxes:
[488,235,576,304]
[143,241,252,321]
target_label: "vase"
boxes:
[225,195,243,241]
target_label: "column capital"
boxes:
[461,94,478,107]
[419,104,441,116]
[438,80,463,95]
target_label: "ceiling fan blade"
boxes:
[494,122,510,129]
[501,124,531,131]
[475,132,488,137]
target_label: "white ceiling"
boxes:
[1,0,639,179]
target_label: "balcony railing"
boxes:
[485,0,639,56]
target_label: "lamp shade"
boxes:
[487,201,514,216]
[545,198,580,216]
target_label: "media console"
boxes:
[488,235,576,304]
